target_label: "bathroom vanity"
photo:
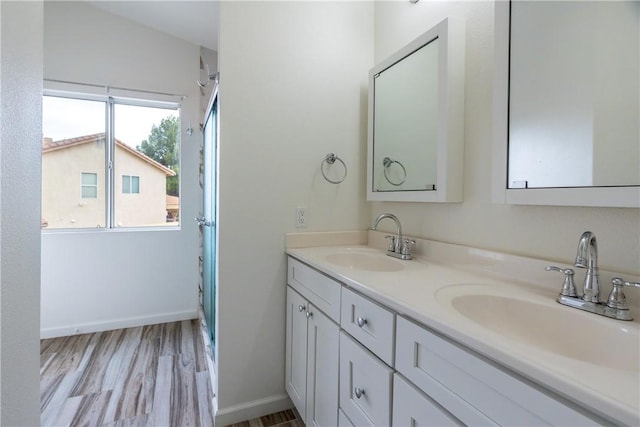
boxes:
[284,234,639,426]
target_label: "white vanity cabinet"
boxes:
[339,287,396,426]
[339,331,393,426]
[340,287,395,366]
[338,409,355,427]
[285,287,310,417]
[285,255,611,426]
[392,373,462,427]
[395,316,604,426]
[285,259,341,427]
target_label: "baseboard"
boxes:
[40,310,197,339]
[214,393,292,426]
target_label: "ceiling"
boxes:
[89,1,220,51]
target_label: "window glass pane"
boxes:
[82,172,98,186]
[131,176,140,194]
[122,175,131,194]
[42,96,106,229]
[114,104,180,227]
[81,185,98,199]
[81,172,98,199]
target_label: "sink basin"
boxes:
[442,288,639,372]
[325,252,404,272]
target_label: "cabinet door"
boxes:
[339,332,393,427]
[305,304,339,427]
[393,374,462,427]
[338,409,356,427]
[285,287,308,419]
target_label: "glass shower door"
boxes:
[202,90,218,348]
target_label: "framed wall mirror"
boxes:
[493,1,640,207]
[367,18,465,203]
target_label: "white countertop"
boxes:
[286,243,640,426]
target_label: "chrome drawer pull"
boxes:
[356,316,368,327]
[354,387,365,399]
[298,305,306,312]
[306,311,313,319]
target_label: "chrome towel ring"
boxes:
[321,153,347,184]
[383,157,407,186]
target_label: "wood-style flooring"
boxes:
[226,409,302,427]
[40,320,214,427]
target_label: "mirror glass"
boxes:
[508,1,639,189]
[368,18,465,203]
[372,38,439,192]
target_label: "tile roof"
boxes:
[42,133,176,176]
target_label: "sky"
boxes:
[42,96,179,149]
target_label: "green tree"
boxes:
[137,116,180,196]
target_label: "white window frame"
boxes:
[81,172,98,199]
[42,88,181,231]
[122,175,140,194]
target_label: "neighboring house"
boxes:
[166,195,179,222]
[42,133,177,228]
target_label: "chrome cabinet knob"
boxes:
[298,305,306,312]
[356,316,367,328]
[306,310,313,319]
[354,387,365,399]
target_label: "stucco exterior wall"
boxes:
[42,141,171,228]
[42,140,106,228]
[115,146,171,227]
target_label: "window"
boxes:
[122,175,140,194]
[42,93,180,229]
[81,173,98,198]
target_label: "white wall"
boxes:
[0,1,43,424]
[216,1,372,423]
[372,1,640,276]
[41,1,201,337]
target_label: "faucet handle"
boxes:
[400,238,416,256]
[545,266,578,297]
[384,235,396,252]
[607,278,640,310]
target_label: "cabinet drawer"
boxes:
[396,316,601,426]
[339,332,393,427]
[392,374,462,427]
[340,287,395,366]
[288,257,341,322]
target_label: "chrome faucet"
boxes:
[370,213,414,260]
[574,231,600,303]
[546,231,639,321]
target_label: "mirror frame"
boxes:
[367,18,465,203]
[492,1,640,208]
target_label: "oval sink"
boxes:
[449,293,639,372]
[325,252,404,272]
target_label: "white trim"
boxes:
[42,92,184,230]
[214,393,292,426]
[40,309,197,339]
[492,0,511,205]
[44,79,185,104]
[505,187,640,208]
